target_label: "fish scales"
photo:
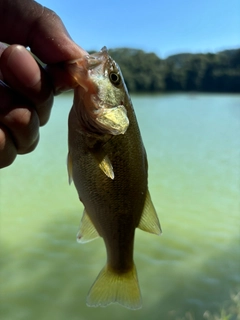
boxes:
[69,101,146,268]
[67,47,161,309]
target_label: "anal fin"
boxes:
[138,190,162,235]
[77,209,100,243]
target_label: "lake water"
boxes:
[0,93,240,320]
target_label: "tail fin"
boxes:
[86,264,142,310]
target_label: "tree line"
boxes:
[107,48,240,93]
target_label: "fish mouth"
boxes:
[85,47,108,70]
[95,104,129,135]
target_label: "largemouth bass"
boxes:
[67,47,161,310]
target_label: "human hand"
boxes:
[0,0,88,168]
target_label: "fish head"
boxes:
[67,47,130,135]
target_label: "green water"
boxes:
[1,93,239,320]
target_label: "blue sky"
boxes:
[38,0,239,58]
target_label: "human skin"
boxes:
[0,0,88,168]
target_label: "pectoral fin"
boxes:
[67,152,73,185]
[138,190,162,235]
[77,209,100,243]
[99,155,114,180]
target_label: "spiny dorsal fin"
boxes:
[67,152,73,185]
[138,190,162,235]
[77,209,100,243]
[99,155,114,180]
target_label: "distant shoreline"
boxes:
[85,48,240,94]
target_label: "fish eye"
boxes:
[109,72,121,86]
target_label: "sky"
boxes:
[38,0,239,58]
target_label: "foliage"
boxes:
[107,48,240,93]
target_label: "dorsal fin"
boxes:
[77,209,100,243]
[138,190,162,235]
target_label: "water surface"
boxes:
[1,93,239,320]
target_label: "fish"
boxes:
[66,47,162,310]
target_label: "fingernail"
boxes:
[7,45,41,88]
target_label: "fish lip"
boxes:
[86,56,102,70]
[85,46,109,70]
